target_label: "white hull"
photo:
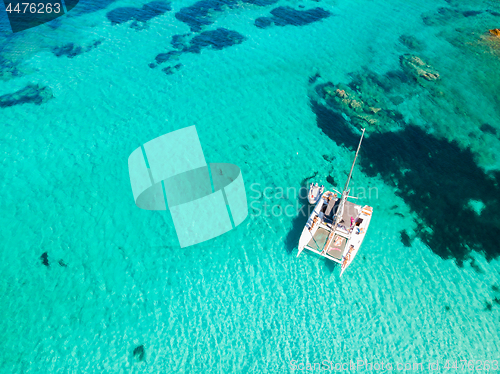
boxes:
[297,192,372,276]
[308,183,324,205]
[340,206,372,276]
[297,128,371,276]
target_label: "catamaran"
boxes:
[297,128,373,276]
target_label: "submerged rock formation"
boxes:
[399,34,425,51]
[40,252,49,267]
[255,6,330,28]
[0,84,53,108]
[400,54,440,82]
[133,345,145,362]
[52,40,102,58]
[176,0,278,32]
[318,83,386,131]
[106,1,171,27]
[490,29,500,37]
[151,28,246,71]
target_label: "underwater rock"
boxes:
[175,0,238,32]
[176,0,277,31]
[188,28,245,52]
[155,51,182,64]
[107,1,171,26]
[255,17,273,28]
[490,29,500,37]
[171,34,192,50]
[399,34,425,51]
[422,7,462,26]
[326,176,335,185]
[309,72,321,84]
[40,252,49,267]
[318,82,390,131]
[153,28,246,67]
[255,6,330,28]
[400,230,411,247]
[133,345,146,362]
[462,10,482,17]
[52,40,102,58]
[0,84,53,108]
[400,54,440,82]
[0,57,22,80]
[162,63,182,75]
[58,259,67,267]
[480,123,497,135]
[52,43,83,58]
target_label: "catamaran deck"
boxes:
[305,199,362,262]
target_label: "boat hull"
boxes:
[340,205,372,276]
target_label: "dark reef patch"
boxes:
[480,123,497,135]
[106,1,171,27]
[162,63,182,75]
[462,10,483,17]
[52,40,101,58]
[255,6,330,28]
[58,259,67,267]
[40,252,49,267]
[152,28,246,71]
[0,84,53,108]
[399,34,426,51]
[309,72,321,84]
[421,7,483,26]
[155,50,182,64]
[176,0,278,32]
[326,175,335,185]
[175,0,238,32]
[400,230,411,247]
[310,99,500,265]
[188,28,246,52]
[171,33,191,50]
[0,57,22,80]
[133,345,146,362]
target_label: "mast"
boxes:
[321,128,366,255]
[334,128,365,227]
[343,128,365,194]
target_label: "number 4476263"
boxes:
[5,2,61,13]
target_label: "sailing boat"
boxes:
[297,128,373,276]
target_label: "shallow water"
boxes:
[1,0,500,372]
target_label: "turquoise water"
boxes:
[1,0,500,371]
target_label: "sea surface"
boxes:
[1,0,500,372]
